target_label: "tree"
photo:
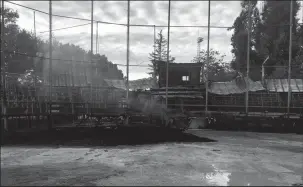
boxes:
[228,1,262,79]
[229,0,302,80]
[291,25,303,78]
[39,38,124,86]
[148,30,175,80]
[258,1,301,77]
[1,7,124,86]
[0,7,19,25]
[192,48,235,82]
[1,7,42,85]
[1,7,19,72]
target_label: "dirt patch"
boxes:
[2,127,216,147]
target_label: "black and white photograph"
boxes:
[1,0,303,186]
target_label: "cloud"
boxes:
[5,0,245,80]
[139,1,157,18]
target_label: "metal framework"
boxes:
[1,0,302,132]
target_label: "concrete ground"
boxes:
[1,129,303,186]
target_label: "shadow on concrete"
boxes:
[1,127,216,147]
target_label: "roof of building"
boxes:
[104,78,158,91]
[264,79,303,92]
[104,79,126,90]
[209,77,303,95]
[209,77,264,95]
[155,95,204,99]
[129,78,158,90]
[156,61,203,67]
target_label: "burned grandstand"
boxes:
[154,61,303,132]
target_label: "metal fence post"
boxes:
[166,0,171,107]
[48,0,53,130]
[245,1,252,114]
[90,0,94,116]
[205,0,211,114]
[287,0,293,115]
[126,0,130,103]
[1,0,7,131]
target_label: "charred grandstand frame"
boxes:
[1,0,303,134]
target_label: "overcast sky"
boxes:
[5,1,303,80]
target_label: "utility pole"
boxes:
[166,0,171,107]
[287,0,293,115]
[245,1,252,114]
[1,0,7,130]
[126,0,130,101]
[205,0,211,113]
[48,0,53,130]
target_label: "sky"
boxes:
[5,1,303,80]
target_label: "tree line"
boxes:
[1,7,124,87]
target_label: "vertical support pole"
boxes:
[126,0,130,102]
[84,63,88,113]
[245,0,252,114]
[166,0,171,107]
[153,25,156,82]
[34,11,36,40]
[205,0,211,114]
[90,0,94,115]
[64,71,68,94]
[96,21,98,55]
[48,0,53,130]
[1,0,7,131]
[33,11,37,115]
[287,0,293,115]
[26,85,29,116]
[95,21,99,93]
[71,56,75,116]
